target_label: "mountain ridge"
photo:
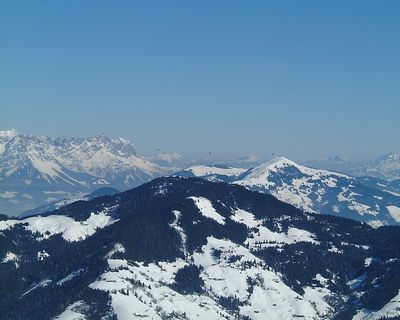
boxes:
[178,157,400,226]
[0,130,169,216]
[1,177,400,319]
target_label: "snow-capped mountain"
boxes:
[365,152,400,181]
[302,155,360,175]
[1,177,399,319]
[178,157,400,226]
[0,130,169,216]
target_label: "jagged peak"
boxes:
[377,152,400,162]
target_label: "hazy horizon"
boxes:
[2,1,399,161]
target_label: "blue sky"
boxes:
[1,1,399,161]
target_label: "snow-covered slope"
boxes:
[1,177,399,319]
[235,157,400,226]
[0,130,169,216]
[176,164,247,182]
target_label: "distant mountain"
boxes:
[19,187,120,218]
[303,152,400,182]
[225,154,267,168]
[1,177,399,319]
[178,157,400,226]
[365,152,400,181]
[145,152,188,169]
[0,130,169,216]
[302,156,360,175]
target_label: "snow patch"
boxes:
[0,191,17,199]
[90,258,230,320]
[169,210,188,257]
[37,250,49,261]
[231,208,319,249]
[186,165,246,177]
[188,197,225,225]
[57,269,84,286]
[2,252,20,268]
[0,207,117,242]
[55,301,87,320]
[21,279,52,297]
[387,206,400,222]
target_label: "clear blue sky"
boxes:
[1,1,399,161]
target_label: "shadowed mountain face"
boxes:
[0,130,169,216]
[179,157,400,226]
[1,177,399,319]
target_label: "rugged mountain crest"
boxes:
[0,130,168,216]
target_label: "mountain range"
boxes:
[1,130,400,229]
[0,130,169,216]
[178,157,400,227]
[1,177,400,319]
[303,153,400,182]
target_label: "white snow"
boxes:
[367,220,385,228]
[55,301,87,320]
[90,236,333,320]
[105,243,126,259]
[169,210,188,257]
[186,165,246,177]
[237,156,349,186]
[0,132,169,202]
[21,279,52,297]
[314,274,329,286]
[193,237,330,320]
[37,250,49,261]
[232,157,393,224]
[90,258,231,320]
[0,220,20,231]
[387,206,400,222]
[25,212,116,241]
[0,208,117,242]
[364,257,375,267]
[230,208,260,228]
[348,203,374,216]
[0,129,18,138]
[188,196,225,225]
[0,191,17,199]
[230,208,318,249]
[57,269,84,286]
[347,274,366,290]
[303,286,333,317]
[338,187,378,216]
[2,251,20,267]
